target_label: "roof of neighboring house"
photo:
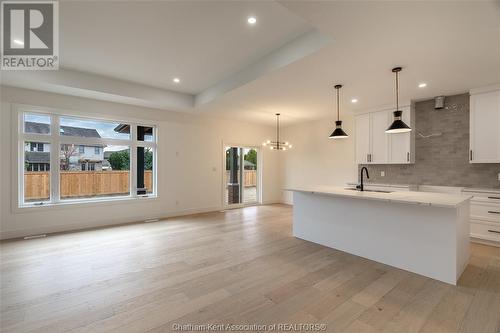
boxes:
[25,151,50,163]
[25,122,101,138]
[244,160,256,169]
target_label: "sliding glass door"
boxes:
[224,146,259,207]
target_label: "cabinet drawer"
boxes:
[468,192,500,205]
[470,221,500,243]
[471,202,500,223]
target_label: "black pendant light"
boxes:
[386,67,411,134]
[329,84,349,139]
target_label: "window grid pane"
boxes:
[60,145,130,200]
[24,141,50,203]
[24,113,51,135]
[60,117,131,140]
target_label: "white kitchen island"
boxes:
[287,186,471,285]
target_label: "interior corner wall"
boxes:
[280,116,357,204]
[0,86,282,239]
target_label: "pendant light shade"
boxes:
[386,67,411,134]
[330,121,348,138]
[329,84,349,139]
[263,113,292,151]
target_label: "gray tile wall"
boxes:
[359,93,500,188]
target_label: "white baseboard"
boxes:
[471,237,500,248]
[0,205,222,240]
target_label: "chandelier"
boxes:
[263,113,292,151]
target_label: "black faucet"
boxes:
[356,167,370,191]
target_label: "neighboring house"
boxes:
[243,160,256,170]
[24,122,110,171]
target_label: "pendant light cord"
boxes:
[276,114,280,149]
[336,87,340,121]
[395,70,399,111]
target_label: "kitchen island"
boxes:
[287,186,471,285]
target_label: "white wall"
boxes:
[280,116,357,204]
[0,86,282,239]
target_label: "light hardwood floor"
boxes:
[1,205,499,333]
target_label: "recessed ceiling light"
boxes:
[351,99,358,103]
[247,16,257,25]
[173,78,180,83]
[13,39,24,46]
[418,83,427,88]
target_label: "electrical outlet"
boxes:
[381,171,385,177]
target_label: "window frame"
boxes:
[14,105,159,209]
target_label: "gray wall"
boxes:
[360,93,500,188]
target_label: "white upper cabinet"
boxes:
[388,106,413,164]
[470,89,500,163]
[355,106,414,165]
[355,114,370,164]
[370,111,390,164]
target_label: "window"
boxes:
[29,142,44,152]
[19,111,157,206]
[24,141,50,203]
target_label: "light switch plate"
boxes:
[381,171,385,177]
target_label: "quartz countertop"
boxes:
[285,186,471,208]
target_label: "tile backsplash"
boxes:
[359,93,500,188]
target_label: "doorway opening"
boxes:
[224,146,260,207]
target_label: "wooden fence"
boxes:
[24,170,255,201]
[24,171,153,200]
[225,170,257,187]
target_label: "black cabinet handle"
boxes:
[488,196,500,200]
[487,229,500,234]
[470,150,473,161]
[407,152,409,162]
[488,211,500,215]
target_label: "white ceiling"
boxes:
[59,1,311,94]
[198,0,500,125]
[2,1,500,126]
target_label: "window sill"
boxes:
[15,195,159,213]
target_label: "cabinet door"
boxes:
[389,106,412,164]
[470,91,500,163]
[370,110,389,164]
[355,114,370,164]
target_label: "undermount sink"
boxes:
[344,188,393,193]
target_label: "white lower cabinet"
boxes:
[463,189,500,246]
[355,106,414,165]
